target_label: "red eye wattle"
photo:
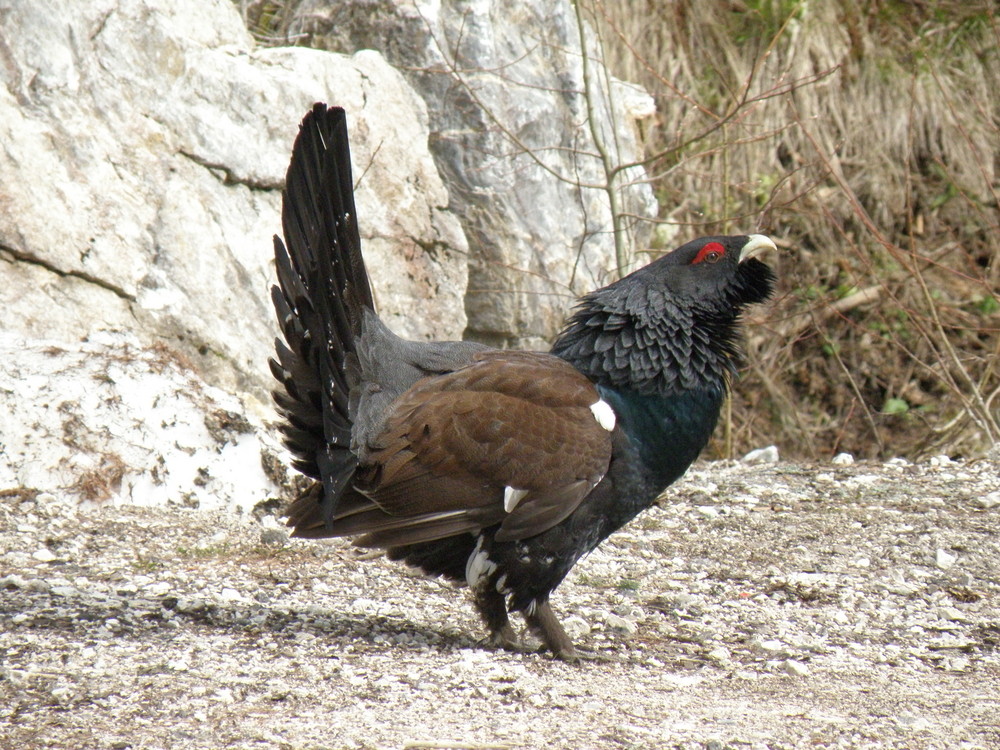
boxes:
[692,242,725,265]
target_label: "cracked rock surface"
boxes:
[2,457,998,749]
[0,0,471,401]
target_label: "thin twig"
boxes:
[573,2,628,275]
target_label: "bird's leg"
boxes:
[523,599,578,662]
[473,586,521,652]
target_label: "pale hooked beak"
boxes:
[739,234,777,262]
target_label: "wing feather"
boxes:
[353,351,613,542]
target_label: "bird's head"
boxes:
[551,234,776,396]
[637,234,776,313]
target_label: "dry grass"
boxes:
[235,0,301,44]
[587,0,1000,459]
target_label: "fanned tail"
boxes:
[269,103,374,525]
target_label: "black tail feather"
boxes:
[270,103,374,523]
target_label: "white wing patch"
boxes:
[504,486,529,513]
[590,398,616,432]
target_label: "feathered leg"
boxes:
[472,586,521,652]
[524,599,578,662]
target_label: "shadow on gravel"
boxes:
[0,584,479,653]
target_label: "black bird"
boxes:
[269,103,775,660]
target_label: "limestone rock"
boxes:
[0,0,469,408]
[0,331,288,510]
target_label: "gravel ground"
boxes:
[2,455,999,749]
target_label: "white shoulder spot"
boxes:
[590,398,616,432]
[504,486,529,513]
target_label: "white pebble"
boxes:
[32,548,57,563]
[973,492,1000,509]
[896,712,932,731]
[603,613,638,636]
[943,656,970,672]
[707,646,731,664]
[144,581,171,597]
[935,549,957,570]
[783,659,809,677]
[831,452,855,466]
[742,445,779,464]
[50,686,75,704]
[750,637,785,655]
[937,606,967,622]
[219,587,243,603]
[562,616,591,639]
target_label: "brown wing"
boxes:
[348,350,613,546]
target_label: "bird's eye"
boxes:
[692,242,725,264]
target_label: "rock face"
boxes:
[0,0,469,401]
[0,0,654,509]
[0,0,471,507]
[289,0,657,348]
[0,331,289,511]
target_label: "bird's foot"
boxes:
[476,591,584,661]
[481,624,531,653]
[524,599,583,663]
[550,643,580,663]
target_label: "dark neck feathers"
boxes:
[550,281,742,398]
